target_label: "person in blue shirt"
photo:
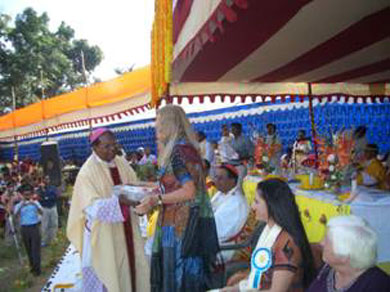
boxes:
[37,176,58,246]
[14,183,43,276]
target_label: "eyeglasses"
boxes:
[214,174,228,181]
[98,142,118,150]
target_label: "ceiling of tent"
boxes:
[171,0,390,84]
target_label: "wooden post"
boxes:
[11,87,18,161]
[308,83,319,163]
[39,68,49,141]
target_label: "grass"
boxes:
[0,216,69,292]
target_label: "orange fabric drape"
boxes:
[0,66,150,132]
[0,113,15,131]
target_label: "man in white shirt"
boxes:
[138,147,157,165]
[197,131,215,161]
[218,125,239,164]
[211,164,249,261]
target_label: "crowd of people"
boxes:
[199,123,390,191]
[1,104,390,291]
[0,158,68,276]
[65,105,389,292]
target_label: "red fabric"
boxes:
[234,0,249,9]
[254,7,390,82]
[174,0,311,82]
[109,167,136,292]
[220,2,238,23]
[315,58,390,83]
[173,0,389,85]
[173,0,195,44]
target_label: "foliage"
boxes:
[136,162,158,182]
[0,8,103,113]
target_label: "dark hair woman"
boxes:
[221,178,315,292]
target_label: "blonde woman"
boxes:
[136,105,219,292]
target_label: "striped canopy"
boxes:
[172,0,389,84]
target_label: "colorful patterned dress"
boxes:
[151,142,220,292]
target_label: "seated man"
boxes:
[356,144,387,189]
[211,164,249,261]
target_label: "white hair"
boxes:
[327,215,377,270]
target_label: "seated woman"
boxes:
[221,179,315,292]
[307,215,390,292]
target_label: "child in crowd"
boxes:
[14,183,43,276]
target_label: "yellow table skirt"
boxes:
[242,179,351,243]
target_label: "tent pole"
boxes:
[308,83,319,164]
[11,87,18,162]
[39,69,49,142]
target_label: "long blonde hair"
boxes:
[156,105,198,168]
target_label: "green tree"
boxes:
[0,8,103,113]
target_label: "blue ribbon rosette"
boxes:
[250,247,272,289]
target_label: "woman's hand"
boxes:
[135,195,158,215]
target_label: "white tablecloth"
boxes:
[42,245,82,292]
[291,184,390,263]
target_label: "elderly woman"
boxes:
[222,179,315,292]
[307,215,390,292]
[136,105,219,292]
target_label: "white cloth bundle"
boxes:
[112,184,158,202]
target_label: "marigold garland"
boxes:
[151,0,173,107]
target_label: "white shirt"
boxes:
[219,136,239,163]
[211,186,249,260]
[138,154,157,165]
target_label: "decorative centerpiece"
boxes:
[254,136,276,175]
[317,130,354,195]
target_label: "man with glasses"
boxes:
[67,128,148,292]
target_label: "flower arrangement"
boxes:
[317,130,354,192]
[254,136,265,167]
[253,137,276,174]
[323,154,343,191]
